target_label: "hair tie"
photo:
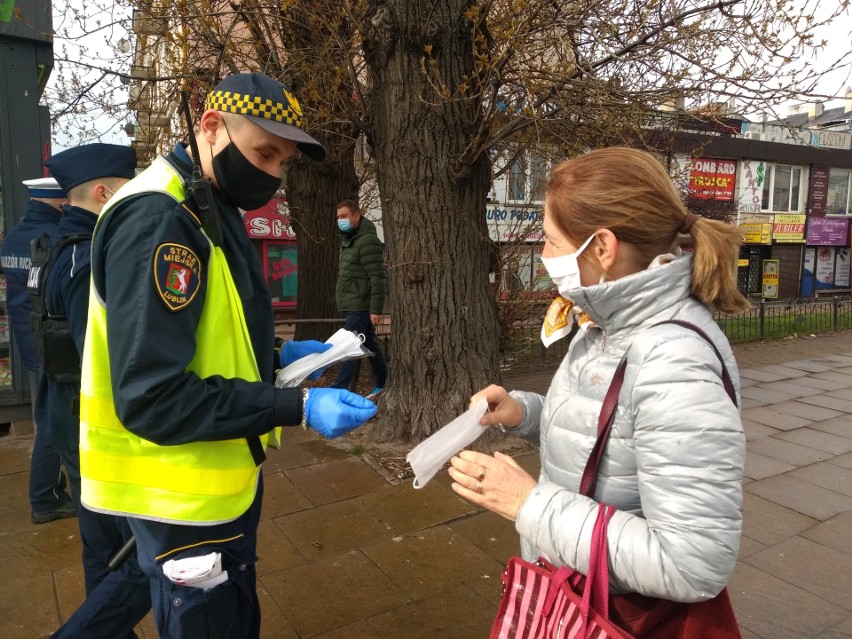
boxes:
[681,212,699,234]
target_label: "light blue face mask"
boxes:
[338,219,351,232]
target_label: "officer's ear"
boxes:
[199,110,226,146]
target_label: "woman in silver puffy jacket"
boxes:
[449,148,748,607]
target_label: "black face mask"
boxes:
[211,138,281,210]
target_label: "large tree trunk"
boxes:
[287,132,358,342]
[363,1,501,442]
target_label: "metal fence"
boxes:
[498,296,852,372]
[713,296,852,343]
[276,297,852,375]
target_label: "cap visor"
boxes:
[245,115,327,161]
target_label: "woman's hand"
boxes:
[449,450,536,521]
[470,385,523,429]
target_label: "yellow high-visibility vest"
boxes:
[79,157,277,524]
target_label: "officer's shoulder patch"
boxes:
[153,243,201,311]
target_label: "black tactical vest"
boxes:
[28,233,91,384]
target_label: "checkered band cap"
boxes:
[204,73,326,161]
[205,89,303,129]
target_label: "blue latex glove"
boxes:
[280,340,332,380]
[305,388,378,439]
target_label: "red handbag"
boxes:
[490,321,742,639]
[490,504,635,639]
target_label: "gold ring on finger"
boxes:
[476,479,483,494]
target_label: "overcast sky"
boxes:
[47,1,851,151]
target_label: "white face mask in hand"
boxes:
[406,399,489,489]
[540,233,596,298]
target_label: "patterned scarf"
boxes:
[540,297,596,347]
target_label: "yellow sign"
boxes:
[762,259,779,298]
[772,214,806,243]
[740,223,772,244]
[737,259,750,267]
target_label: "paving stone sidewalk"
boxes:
[1,333,851,638]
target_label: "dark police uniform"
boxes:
[80,74,379,639]
[91,143,299,638]
[0,193,72,519]
[34,146,151,639]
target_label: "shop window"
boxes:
[827,169,851,216]
[263,242,297,306]
[507,152,549,204]
[508,156,526,202]
[760,164,803,212]
[532,246,553,292]
[737,246,766,295]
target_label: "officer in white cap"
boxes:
[0,176,74,524]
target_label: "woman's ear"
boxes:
[593,229,619,273]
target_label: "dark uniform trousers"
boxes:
[49,440,151,639]
[128,474,264,639]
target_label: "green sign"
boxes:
[0,0,15,23]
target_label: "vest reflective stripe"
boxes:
[80,157,273,525]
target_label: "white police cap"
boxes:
[22,177,67,198]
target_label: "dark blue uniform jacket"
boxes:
[33,205,96,449]
[89,145,300,446]
[0,200,61,372]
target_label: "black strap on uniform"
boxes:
[28,233,93,383]
[29,232,94,313]
[180,90,223,246]
[247,436,265,466]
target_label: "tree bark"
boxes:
[287,132,358,342]
[363,1,501,442]
[278,0,360,342]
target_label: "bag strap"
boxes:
[541,564,573,617]
[579,319,737,498]
[579,503,617,637]
[661,320,737,406]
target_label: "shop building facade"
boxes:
[0,1,55,423]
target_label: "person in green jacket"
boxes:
[333,199,388,399]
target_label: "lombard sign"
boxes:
[486,206,544,242]
[689,158,736,200]
[243,198,296,240]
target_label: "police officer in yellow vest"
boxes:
[79,73,377,638]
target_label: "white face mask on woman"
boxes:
[540,233,596,298]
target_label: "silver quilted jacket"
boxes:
[511,255,745,602]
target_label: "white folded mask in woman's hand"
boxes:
[406,399,489,489]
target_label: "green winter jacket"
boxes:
[336,217,387,313]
